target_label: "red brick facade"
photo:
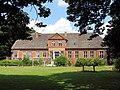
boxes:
[11,33,107,65]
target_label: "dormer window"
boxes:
[52,41,55,46]
[59,40,62,46]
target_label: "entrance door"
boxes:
[55,52,59,58]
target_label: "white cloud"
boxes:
[99,22,109,38]
[27,18,78,34]
[27,20,45,33]
[57,0,68,7]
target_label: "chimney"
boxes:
[36,32,39,38]
[64,32,67,38]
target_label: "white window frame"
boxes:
[29,51,32,60]
[58,40,62,46]
[84,51,87,58]
[43,51,46,57]
[75,51,79,58]
[90,51,94,58]
[68,51,72,58]
[36,51,40,58]
[100,51,104,58]
[52,41,55,46]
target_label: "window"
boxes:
[36,51,40,58]
[52,41,55,46]
[14,51,18,58]
[28,51,32,59]
[75,51,79,58]
[100,51,104,58]
[68,51,72,58]
[58,40,62,46]
[90,51,94,58]
[43,51,46,57]
[84,51,87,58]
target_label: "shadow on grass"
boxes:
[0,71,120,90]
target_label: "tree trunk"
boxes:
[93,65,95,72]
[82,65,85,71]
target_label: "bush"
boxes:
[98,58,107,66]
[39,57,44,65]
[114,58,120,72]
[22,55,30,65]
[54,55,71,66]
[0,60,23,66]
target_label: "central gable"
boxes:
[48,33,66,40]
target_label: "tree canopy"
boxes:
[0,0,53,59]
[65,0,120,59]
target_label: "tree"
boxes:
[0,0,53,59]
[65,0,120,71]
[75,58,87,71]
[75,58,107,72]
[103,0,120,59]
[64,0,110,35]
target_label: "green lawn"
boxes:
[0,66,120,90]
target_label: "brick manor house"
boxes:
[11,32,107,64]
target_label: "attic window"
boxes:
[74,42,76,45]
[52,41,55,46]
[59,40,62,46]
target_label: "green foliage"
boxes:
[75,58,107,71]
[54,55,71,66]
[22,55,30,65]
[86,58,93,66]
[32,60,39,66]
[65,0,120,65]
[99,58,107,66]
[0,60,23,66]
[93,58,99,66]
[39,57,44,65]
[65,0,110,34]
[0,0,53,59]
[75,58,86,66]
[113,58,120,72]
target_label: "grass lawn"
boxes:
[0,66,120,90]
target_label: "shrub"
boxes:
[114,58,120,72]
[22,55,30,65]
[0,60,12,66]
[98,58,107,66]
[38,57,44,65]
[54,55,71,66]
[0,60,23,66]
